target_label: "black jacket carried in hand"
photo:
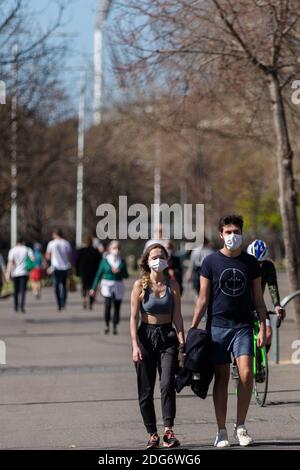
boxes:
[175,328,214,399]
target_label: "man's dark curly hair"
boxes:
[218,214,244,233]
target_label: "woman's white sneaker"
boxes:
[214,428,230,447]
[233,425,253,446]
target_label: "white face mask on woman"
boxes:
[148,258,168,272]
[111,248,119,257]
[224,233,243,251]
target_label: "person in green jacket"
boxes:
[90,240,129,335]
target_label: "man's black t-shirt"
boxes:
[201,250,261,329]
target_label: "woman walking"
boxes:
[90,240,128,335]
[130,243,185,449]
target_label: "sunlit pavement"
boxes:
[0,273,299,449]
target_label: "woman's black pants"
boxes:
[104,296,121,326]
[135,323,179,434]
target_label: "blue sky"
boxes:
[29,0,113,117]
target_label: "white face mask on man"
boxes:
[148,258,168,272]
[223,233,243,251]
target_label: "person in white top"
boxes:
[46,229,72,311]
[6,238,34,313]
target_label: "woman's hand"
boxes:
[89,289,96,297]
[132,345,143,363]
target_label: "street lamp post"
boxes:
[153,134,161,234]
[76,69,86,248]
[10,43,18,248]
[93,0,112,126]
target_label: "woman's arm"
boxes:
[171,280,185,345]
[130,280,143,362]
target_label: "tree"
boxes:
[113,0,300,336]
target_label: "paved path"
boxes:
[0,273,299,449]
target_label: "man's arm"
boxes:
[252,277,267,347]
[265,261,281,307]
[191,276,211,328]
[45,242,51,262]
[5,259,13,282]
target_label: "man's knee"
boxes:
[214,365,230,386]
[237,357,253,384]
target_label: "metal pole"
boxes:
[180,182,187,252]
[270,314,280,364]
[10,44,18,248]
[93,0,112,126]
[93,26,102,125]
[76,69,86,248]
[153,133,161,235]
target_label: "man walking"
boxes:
[46,229,72,311]
[191,214,271,447]
[6,238,34,313]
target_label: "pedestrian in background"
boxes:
[166,241,183,296]
[30,242,44,299]
[188,237,214,295]
[6,238,34,313]
[46,229,72,311]
[90,240,129,335]
[0,252,6,296]
[76,235,102,310]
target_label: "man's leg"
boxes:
[61,270,68,308]
[236,355,253,426]
[19,276,28,310]
[52,271,61,309]
[213,364,230,430]
[13,276,19,311]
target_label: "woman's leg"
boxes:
[135,337,158,435]
[104,297,112,332]
[113,298,121,333]
[158,342,178,430]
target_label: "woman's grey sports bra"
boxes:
[140,278,174,315]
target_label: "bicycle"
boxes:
[231,310,282,407]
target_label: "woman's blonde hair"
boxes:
[139,243,169,301]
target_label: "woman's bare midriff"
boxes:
[141,312,173,325]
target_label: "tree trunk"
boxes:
[268,73,300,339]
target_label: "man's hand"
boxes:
[275,305,286,321]
[257,325,266,348]
[89,289,96,297]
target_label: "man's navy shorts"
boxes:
[210,326,254,365]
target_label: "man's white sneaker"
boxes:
[233,425,253,446]
[214,428,230,447]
